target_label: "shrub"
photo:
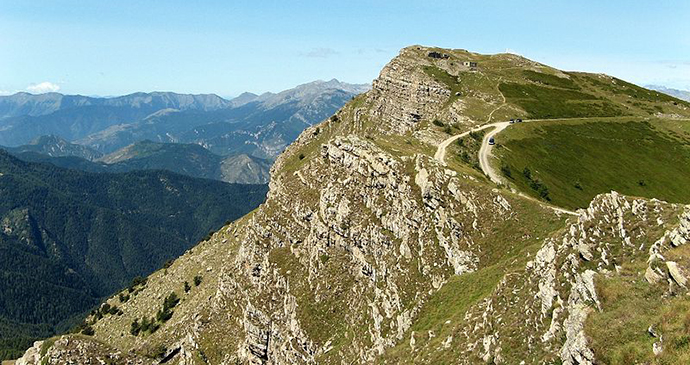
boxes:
[108,305,119,315]
[128,276,147,292]
[432,119,445,127]
[119,293,130,303]
[163,292,180,310]
[130,319,141,336]
[81,325,95,336]
[522,167,532,180]
[163,259,174,269]
[298,153,305,160]
[139,316,155,333]
[500,164,512,178]
[184,281,191,293]
[157,308,173,322]
[194,275,203,286]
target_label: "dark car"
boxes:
[509,119,515,123]
[517,118,523,123]
[489,137,495,145]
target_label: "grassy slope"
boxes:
[585,213,690,365]
[380,196,567,363]
[493,118,690,209]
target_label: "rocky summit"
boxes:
[16,46,690,364]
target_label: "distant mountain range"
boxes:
[646,85,690,102]
[0,80,370,158]
[0,91,229,119]
[74,79,370,158]
[12,139,273,184]
[0,149,268,359]
[0,80,369,184]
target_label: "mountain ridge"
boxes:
[14,46,690,364]
[3,135,104,161]
[646,84,690,102]
[0,80,370,150]
[7,140,273,185]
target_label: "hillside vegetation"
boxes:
[493,118,690,209]
[9,140,273,184]
[0,150,267,360]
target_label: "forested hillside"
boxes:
[0,150,267,359]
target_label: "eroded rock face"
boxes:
[17,336,154,365]
[15,341,42,365]
[367,47,452,135]
[447,192,688,364]
[206,131,522,363]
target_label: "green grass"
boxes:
[522,70,578,89]
[587,244,690,364]
[422,66,463,106]
[380,263,505,363]
[451,129,485,172]
[499,82,625,119]
[495,118,690,209]
[572,73,686,105]
[379,190,566,363]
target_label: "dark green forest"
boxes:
[0,150,267,359]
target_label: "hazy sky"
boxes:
[1,0,688,97]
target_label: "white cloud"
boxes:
[26,82,60,94]
[0,90,13,96]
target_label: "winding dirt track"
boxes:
[435,121,578,216]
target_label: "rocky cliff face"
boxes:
[17,46,690,364]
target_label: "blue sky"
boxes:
[0,0,688,97]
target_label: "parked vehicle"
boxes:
[489,137,495,145]
[517,118,523,123]
[509,119,515,124]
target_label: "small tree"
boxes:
[130,319,141,336]
[194,275,203,286]
[157,308,173,322]
[81,325,95,336]
[163,292,180,311]
[184,281,191,293]
[522,167,532,180]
